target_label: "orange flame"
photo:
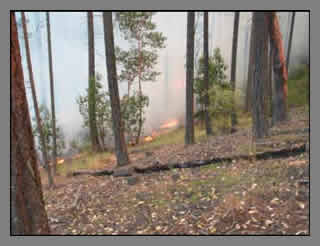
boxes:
[144,136,153,142]
[160,119,179,129]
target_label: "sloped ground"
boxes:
[42,107,309,235]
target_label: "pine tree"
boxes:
[11,12,50,234]
[115,12,166,144]
[286,12,296,71]
[245,17,254,113]
[185,12,195,145]
[87,12,102,152]
[21,12,54,187]
[103,12,130,166]
[203,12,213,136]
[252,12,269,139]
[267,12,289,124]
[230,12,240,130]
[46,12,58,175]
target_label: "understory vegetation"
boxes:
[288,65,309,108]
[41,106,309,235]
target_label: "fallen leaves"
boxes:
[41,108,309,235]
[270,197,280,205]
[297,201,305,209]
[265,220,273,226]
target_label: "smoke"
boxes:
[19,12,309,144]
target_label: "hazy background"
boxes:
[16,12,309,146]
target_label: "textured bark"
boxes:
[11,12,50,235]
[245,21,254,113]
[87,12,101,152]
[266,39,273,120]
[103,12,130,166]
[185,12,195,145]
[251,13,269,139]
[286,12,296,71]
[230,12,240,128]
[267,12,288,124]
[46,13,57,176]
[21,12,54,187]
[203,12,213,136]
[263,24,270,133]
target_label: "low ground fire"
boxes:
[144,136,153,142]
[160,119,179,129]
[142,119,180,143]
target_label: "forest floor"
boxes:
[41,107,309,235]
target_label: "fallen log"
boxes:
[69,144,306,177]
[70,169,113,177]
[134,144,306,174]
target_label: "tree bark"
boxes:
[87,12,101,152]
[267,12,289,124]
[266,36,273,121]
[263,23,270,134]
[21,12,54,187]
[46,12,58,176]
[230,12,240,129]
[11,12,50,235]
[251,12,269,139]
[185,12,195,145]
[286,12,295,72]
[245,20,254,113]
[103,12,130,166]
[203,12,213,136]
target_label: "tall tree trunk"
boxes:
[87,12,101,152]
[245,20,254,113]
[185,12,195,145]
[103,12,130,166]
[251,12,269,139]
[203,12,213,136]
[135,36,143,145]
[11,12,50,234]
[263,23,270,134]
[267,12,289,124]
[286,12,295,72]
[230,12,240,129]
[21,12,54,187]
[266,39,273,120]
[46,12,57,176]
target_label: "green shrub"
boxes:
[288,65,309,107]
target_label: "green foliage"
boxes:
[194,47,239,130]
[115,12,166,48]
[289,64,309,81]
[288,65,309,107]
[208,83,242,132]
[76,74,149,144]
[115,12,166,87]
[114,12,166,143]
[32,104,65,158]
[209,83,233,114]
[77,75,112,149]
[194,48,228,106]
[121,92,149,140]
[77,78,112,130]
